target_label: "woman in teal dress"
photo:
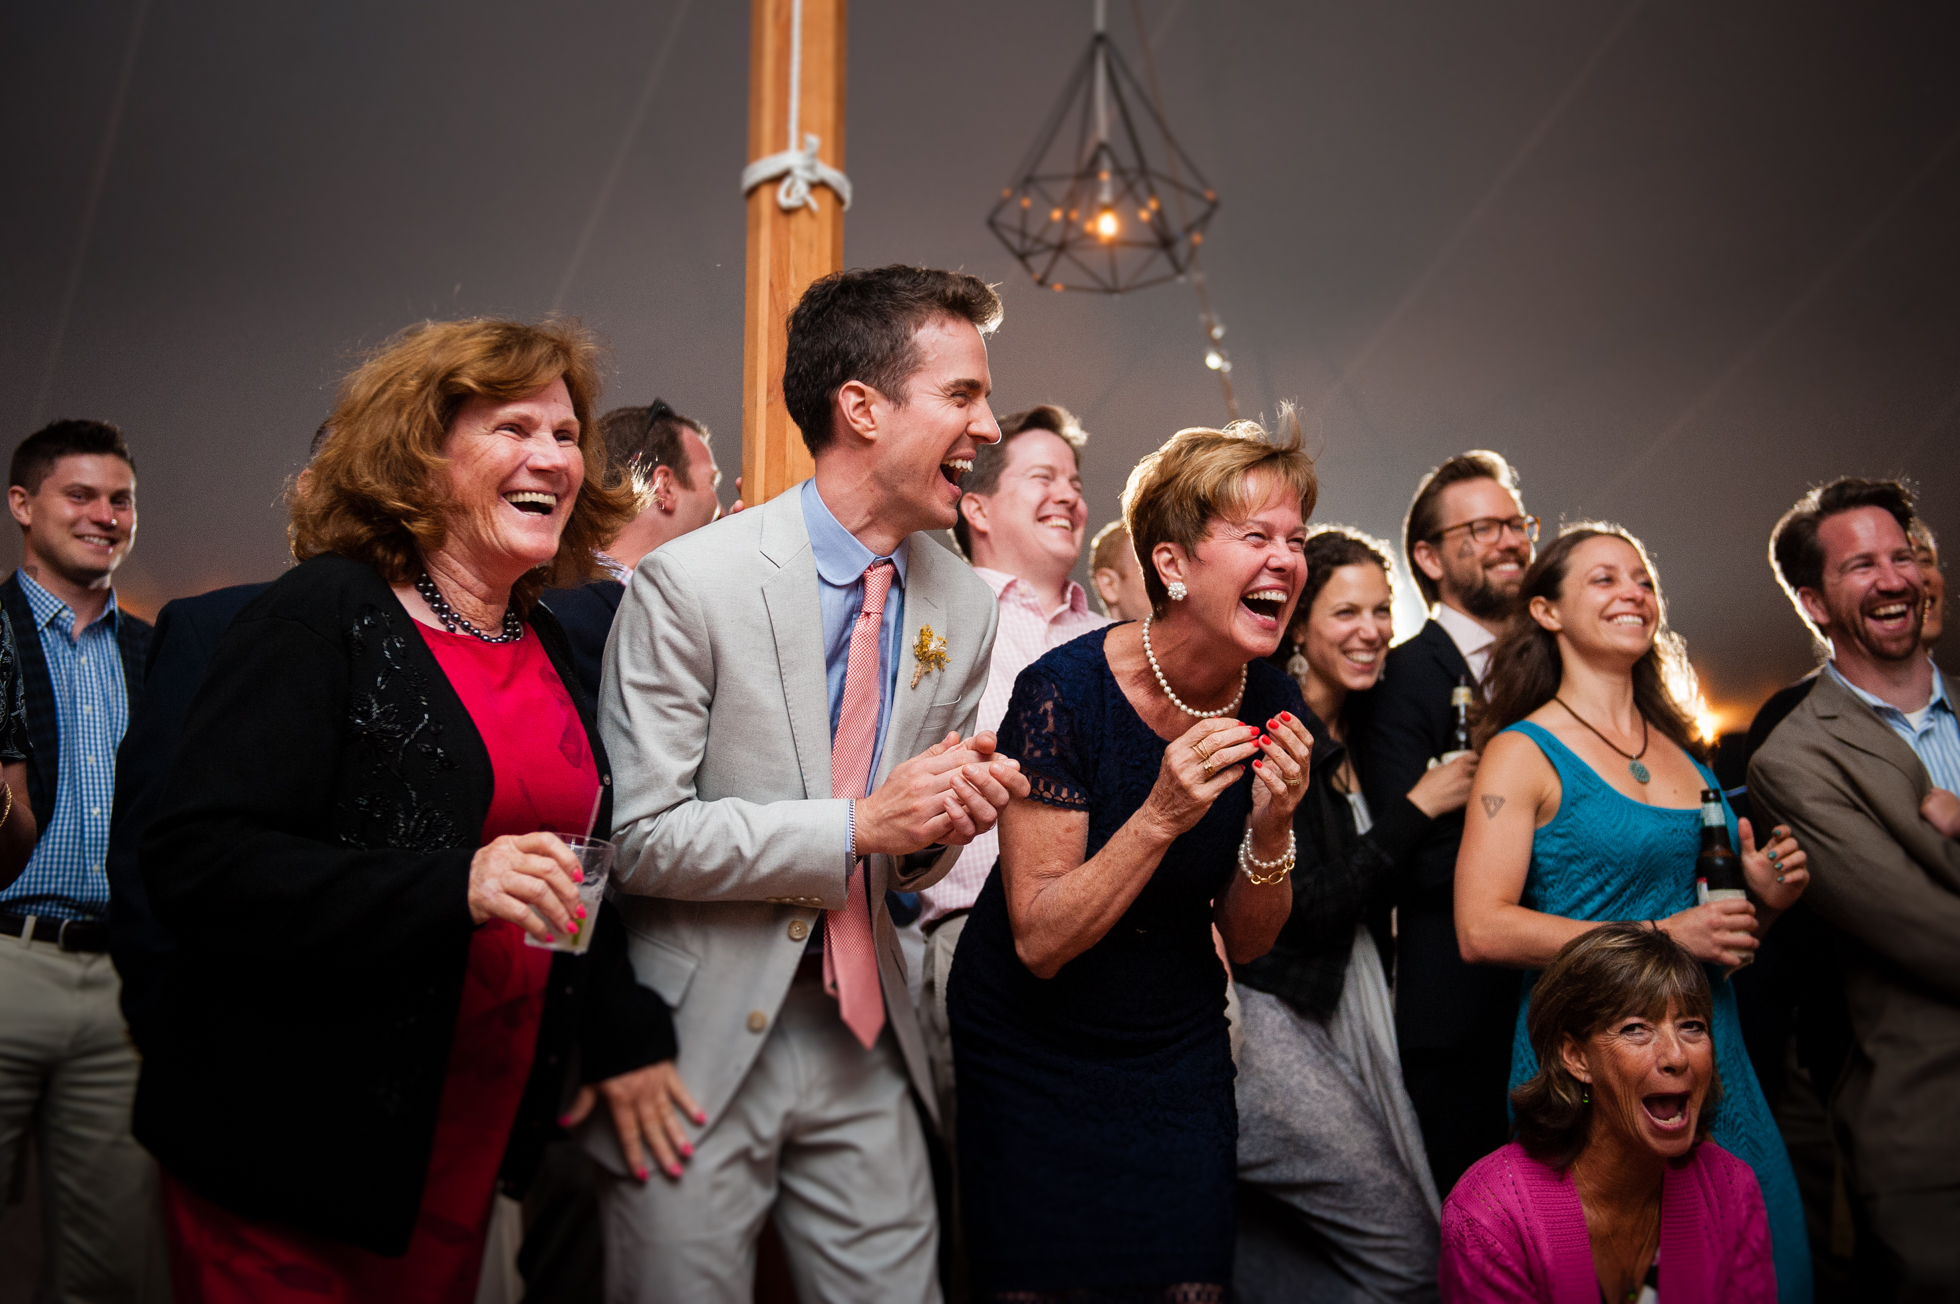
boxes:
[1454,525,1814,1302]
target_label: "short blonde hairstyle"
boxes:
[1120,407,1319,616]
[291,317,636,610]
[1089,519,1132,575]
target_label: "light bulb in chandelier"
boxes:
[1204,349,1224,370]
[1094,207,1119,240]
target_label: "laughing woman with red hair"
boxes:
[135,318,689,1301]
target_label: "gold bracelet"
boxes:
[0,783,13,830]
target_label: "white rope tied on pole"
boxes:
[739,0,852,212]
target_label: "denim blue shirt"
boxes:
[1826,658,1960,794]
[0,571,129,920]
[801,477,908,792]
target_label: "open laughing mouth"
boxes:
[1241,589,1287,622]
[1641,1093,1689,1129]
[1866,599,1914,632]
[504,491,558,516]
[940,458,972,488]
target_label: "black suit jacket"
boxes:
[107,583,269,1053]
[540,579,625,702]
[1351,618,1519,1050]
[133,555,673,1255]
[0,573,151,882]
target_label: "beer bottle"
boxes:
[1439,677,1474,764]
[1696,788,1747,905]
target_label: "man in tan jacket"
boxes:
[1749,476,1960,1298]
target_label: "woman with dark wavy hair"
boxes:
[1441,923,1775,1302]
[136,318,688,1301]
[1453,524,1810,1301]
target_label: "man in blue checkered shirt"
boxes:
[0,420,156,1299]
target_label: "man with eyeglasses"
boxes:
[1352,450,1538,1198]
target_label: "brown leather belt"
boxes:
[1,912,110,953]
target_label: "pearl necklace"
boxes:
[1141,615,1247,719]
[416,572,524,644]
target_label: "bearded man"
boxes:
[1750,478,1960,1299]
[1351,450,1539,1196]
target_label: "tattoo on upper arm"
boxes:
[1481,795,1506,819]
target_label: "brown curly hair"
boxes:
[290,317,636,610]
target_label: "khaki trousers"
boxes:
[594,977,940,1304]
[0,935,168,1303]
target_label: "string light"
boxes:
[1095,208,1119,240]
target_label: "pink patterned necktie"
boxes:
[824,559,894,1049]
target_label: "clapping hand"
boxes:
[856,731,1030,856]
[1144,718,1263,839]
[1248,712,1312,838]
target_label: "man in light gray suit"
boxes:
[596,265,1029,1302]
[1749,477,1960,1298]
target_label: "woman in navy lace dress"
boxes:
[949,419,1318,1302]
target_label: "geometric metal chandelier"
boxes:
[987,0,1218,294]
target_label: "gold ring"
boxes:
[1202,757,1215,777]
[1195,741,1214,763]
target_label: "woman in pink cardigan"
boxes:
[1440,923,1776,1303]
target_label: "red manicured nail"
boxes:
[695,1112,708,1125]
[1253,759,1264,768]
[1281,712,1293,723]
[1248,725,1260,736]
[573,870,584,883]
[635,1166,648,1181]
[666,1163,682,1178]
[680,1142,694,1157]
[577,906,588,919]
[1260,736,1272,747]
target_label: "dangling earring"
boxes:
[1167,581,1188,602]
[1582,1090,1590,1105]
[1285,642,1309,681]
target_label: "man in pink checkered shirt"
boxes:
[917,403,1108,1226]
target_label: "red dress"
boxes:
[163,625,600,1303]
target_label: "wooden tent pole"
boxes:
[742,0,847,506]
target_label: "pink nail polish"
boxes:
[577,906,588,919]
[681,1142,694,1157]
[635,1166,648,1181]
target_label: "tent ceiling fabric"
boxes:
[4,0,1956,717]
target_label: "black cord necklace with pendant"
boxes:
[1555,696,1651,784]
[416,572,524,644]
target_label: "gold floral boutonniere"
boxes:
[910,625,950,688]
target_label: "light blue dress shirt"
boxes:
[0,572,129,920]
[1826,658,1960,794]
[801,477,908,793]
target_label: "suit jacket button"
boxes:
[746,1010,768,1033]
[788,920,810,943]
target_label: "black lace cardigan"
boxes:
[1233,708,1435,1022]
[133,553,673,1255]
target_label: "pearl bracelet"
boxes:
[1239,826,1296,885]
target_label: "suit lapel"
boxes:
[1422,619,1472,683]
[1810,670,1934,793]
[758,491,834,800]
[876,551,946,789]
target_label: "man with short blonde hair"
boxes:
[1088,520,1151,621]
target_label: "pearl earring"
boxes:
[1167,581,1188,602]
